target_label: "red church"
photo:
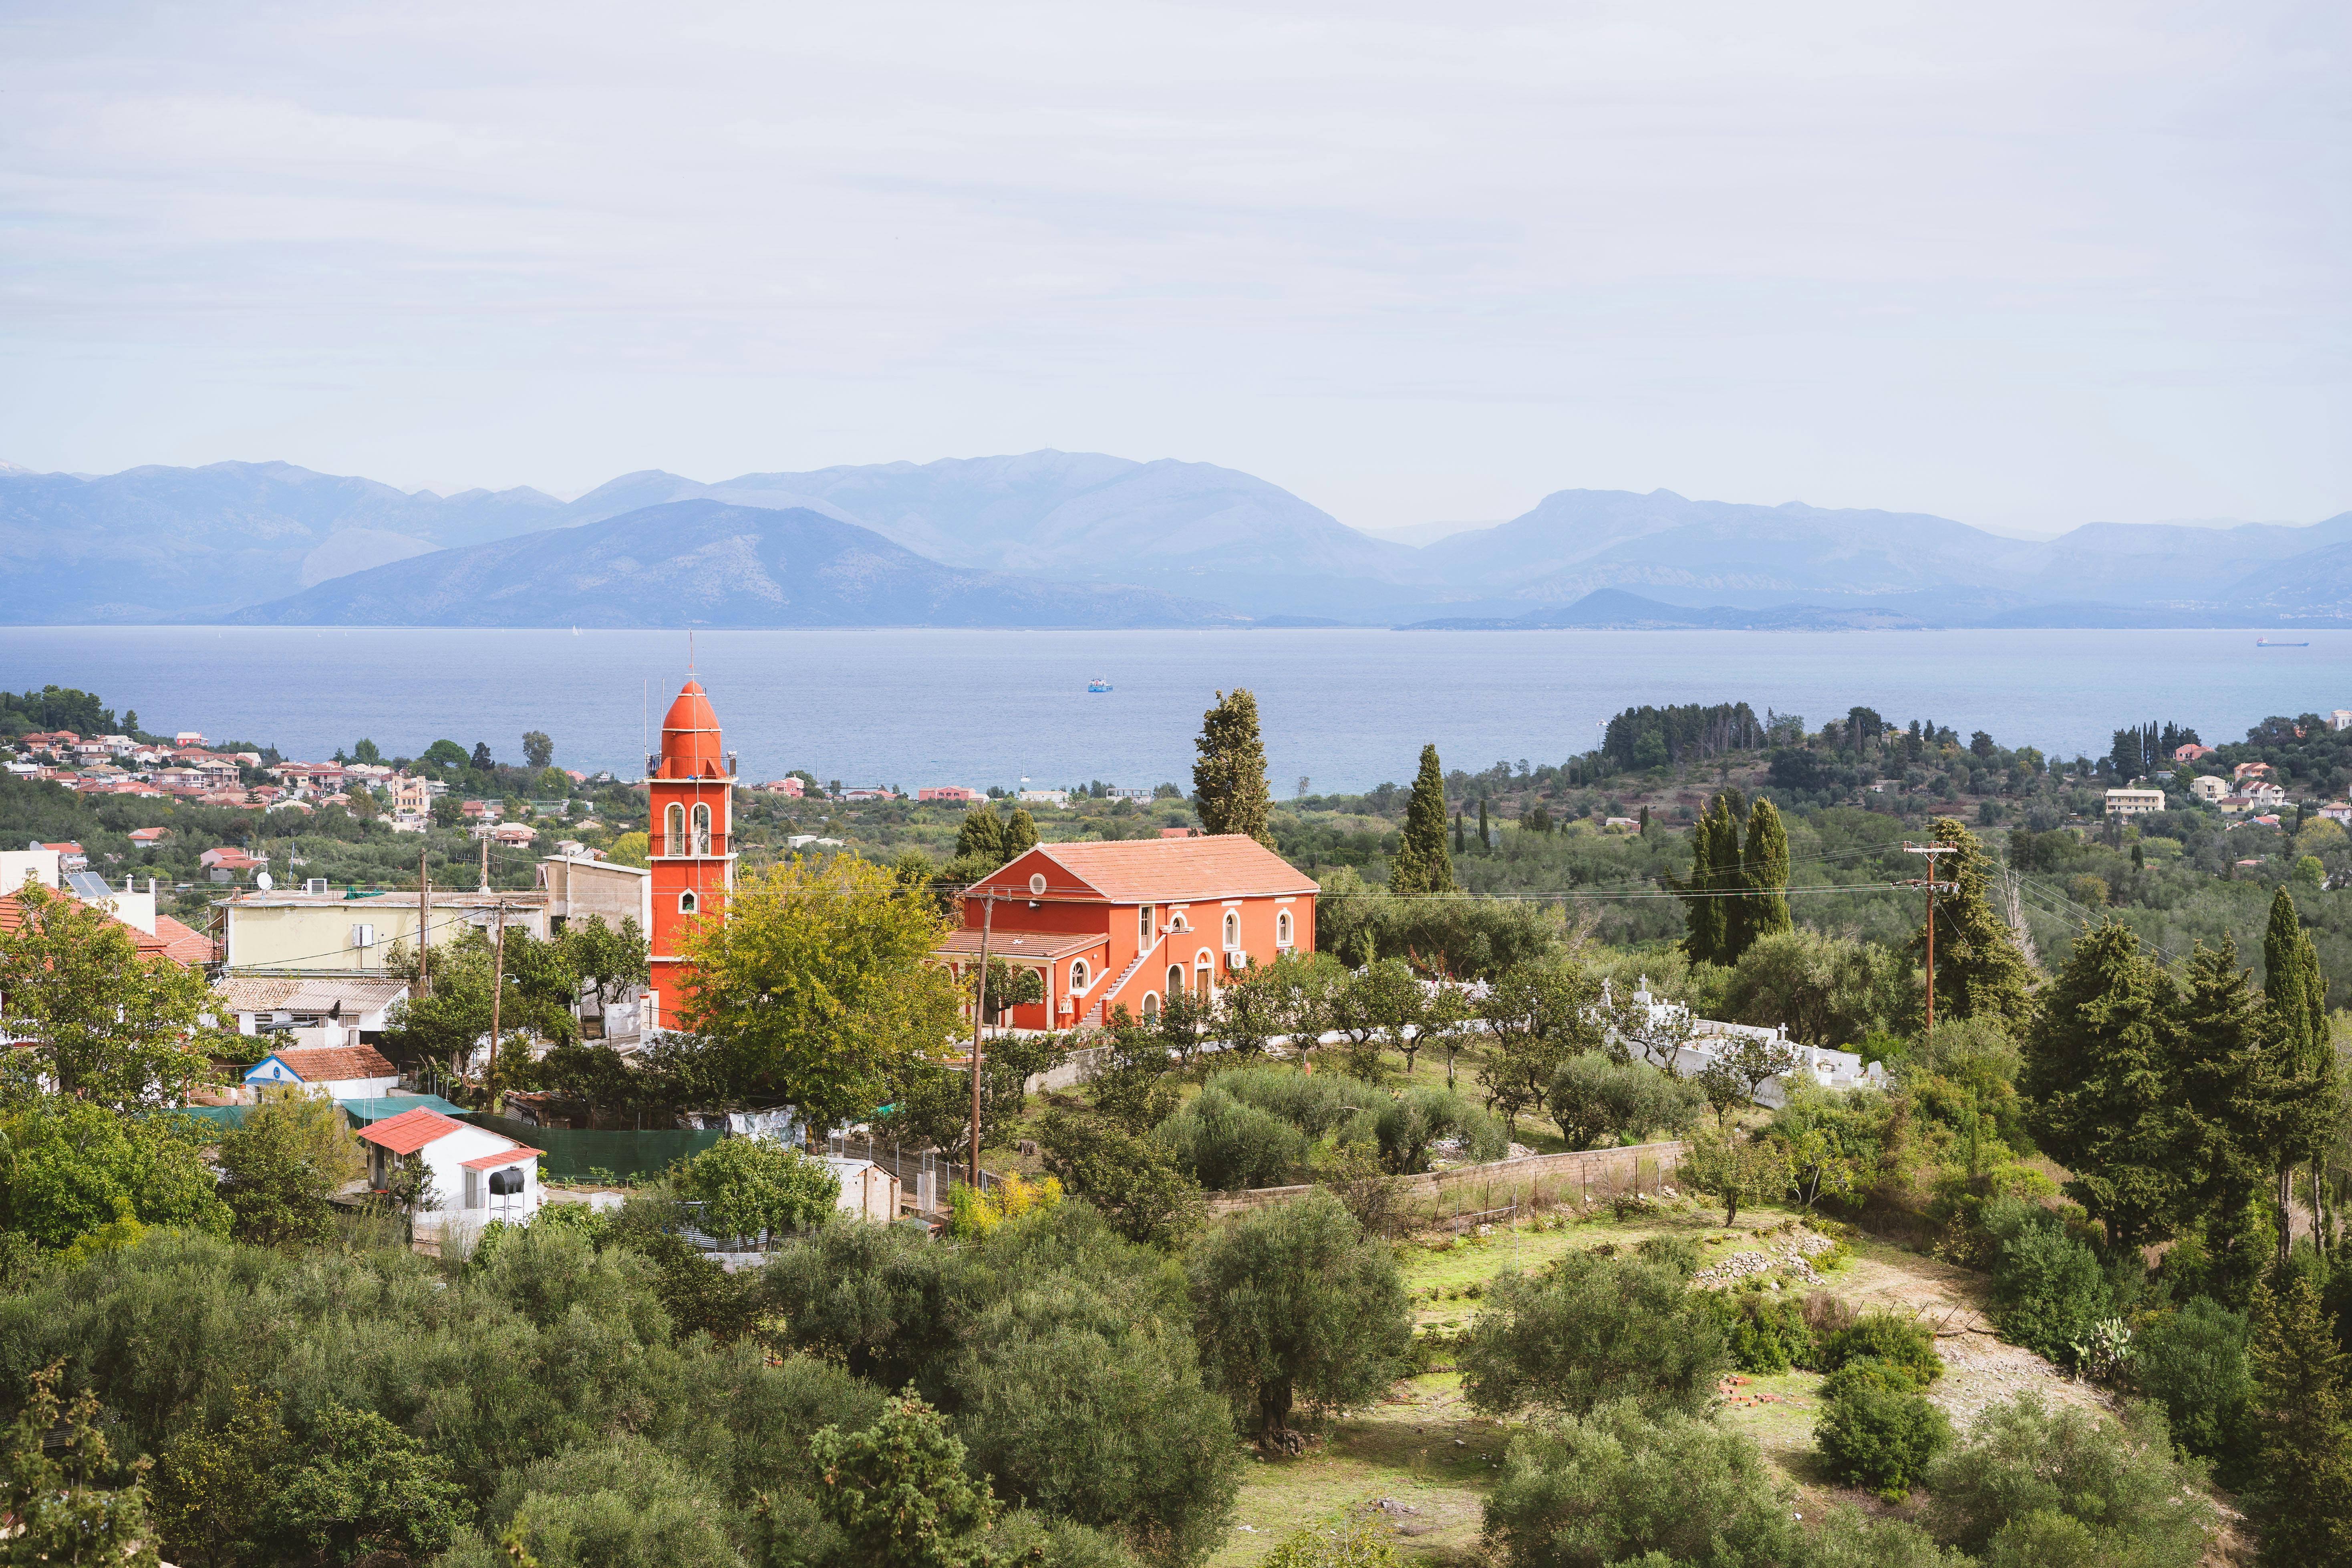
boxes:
[645,679,737,1028]
[935,835,1319,1032]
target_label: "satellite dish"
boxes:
[254,871,274,891]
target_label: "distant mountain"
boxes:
[223,500,1248,629]
[562,451,1427,621]
[1402,588,1926,632]
[0,460,565,621]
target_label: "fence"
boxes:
[1204,1139,1687,1226]
[464,1113,724,1184]
[825,1130,1001,1216]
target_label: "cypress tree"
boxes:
[1477,798,1490,852]
[1738,797,1793,956]
[2172,935,2277,1300]
[1192,689,1275,846]
[1000,808,1039,859]
[1454,813,1465,853]
[2247,1277,2352,1562]
[1680,796,1734,967]
[1391,744,1454,896]
[2020,920,2183,1250]
[2262,886,2340,1262]
[954,805,1006,864]
[1907,817,2036,1034]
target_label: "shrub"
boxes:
[1482,1401,1796,1568]
[1460,1250,1728,1419]
[1211,1068,1381,1142]
[1632,1234,1701,1276]
[1923,1394,2214,1568]
[1794,1505,1956,1568]
[1151,1085,1309,1192]
[2131,1298,2249,1464]
[1260,1516,1400,1568]
[1373,1084,1506,1173]
[1709,1290,1815,1375]
[675,1136,839,1245]
[1820,1312,1942,1388]
[1547,1053,1704,1151]
[1979,1198,2112,1365]
[1815,1381,1951,1501]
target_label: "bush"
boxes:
[1979,1198,2112,1365]
[1820,1312,1942,1388]
[675,1136,838,1245]
[1794,1505,1957,1568]
[1922,1394,2214,1567]
[2131,1298,2249,1463]
[1460,1250,1728,1419]
[1816,1381,1951,1501]
[1151,1085,1309,1192]
[1708,1290,1815,1375]
[1260,1516,1400,1568]
[1547,1053,1704,1151]
[1211,1067,1381,1142]
[1373,1084,1506,1173]
[1482,1401,1796,1568]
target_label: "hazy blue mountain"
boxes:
[0,460,564,621]
[223,501,1248,629]
[1402,588,1927,631]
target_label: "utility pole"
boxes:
[968,894,995,1188]
[485,898,507,1107]
[1903,842,1959,1041]
[417,847,432,997]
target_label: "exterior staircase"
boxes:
[1082,936,1167,1029]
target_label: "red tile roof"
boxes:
[257,1045,397,1083]
[933,928,1106,960]
[150,914,215,966]
[969,835,1318,905]
[461,1146,545,1169]
[357,1105,467,1154]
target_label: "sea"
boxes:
[2,626,2346,796]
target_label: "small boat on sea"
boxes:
[2256,637,2311,648]
[1087,676,1114,692]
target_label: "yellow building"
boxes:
[2104,788,2166,818]
[216,886,547,976]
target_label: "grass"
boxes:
[1217,1198,1864,1564]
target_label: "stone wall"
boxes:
[1204,1138,1687,1220]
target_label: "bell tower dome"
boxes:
[645,679,737,1028]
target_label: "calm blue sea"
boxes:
[2,627,2347,795]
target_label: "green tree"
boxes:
[1186,1190,1412,1446]
[1907,818,2036,1034]
[1923,1395,2214,1568]
[2247,1276,2352,1564]
[251,1403,470,1567]
[522,729,554,769]
[810,1389,1004,1568]
[1740,797,1793,952]
[1035,1109,1204,1246]
[1683,1126,1794,1226]
[1477,962,1605,1138]
[1192,690,1274,846]
[678,856,961,1130]
[1481,1402,1796,1568]
[606,829,650,868]
[153,1386,286,1568]
[675,1136,839,1244]
[2263,886,2339,1265]
[0,1099,229,1250]
[999,807,1040,860]
[474,1435,744,1568]
[1680,794,1738,966]
[2171,936,2277,1300]
[2020,921,2183,1250]
[1459,1249,1728,1419]
[954,805,1007,864]
[1389,743,1453,896]
[213,1091,366,1248]
[0,882,218,1108]
[1,1361,159,1568]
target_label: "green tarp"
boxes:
[461,1113,723,1184]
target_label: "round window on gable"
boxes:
[1029,872,1047,896]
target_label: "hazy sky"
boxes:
[1,2,2343,537]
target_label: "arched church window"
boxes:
[691,802,712,856]
[664,803,685,857]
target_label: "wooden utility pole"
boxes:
[968,894,995,1186]
[417,848,432,996]
[1903,843,1959,1041]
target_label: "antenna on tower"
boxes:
[689,631,695,672]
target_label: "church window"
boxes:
[664,803,685,857]
[691,802,712,855]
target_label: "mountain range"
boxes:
[1,453,2344,628]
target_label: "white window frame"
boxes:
[1275,910,1293,947]
[679,890,698,914]
[1069,958,1090,994]
[664,802,686,857]
[1223,910,1240,948]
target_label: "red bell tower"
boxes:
[645,679,736,1028]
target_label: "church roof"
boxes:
[656,680,727,780]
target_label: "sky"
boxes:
[0,1,2344,538]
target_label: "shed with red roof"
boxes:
[358,1105,544,1244]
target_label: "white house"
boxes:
[819,1155,902,1224]
[213,976,410,1041]
[242,1044,402,1100]
[358,1105,543,1250]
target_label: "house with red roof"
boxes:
[358,1105,543,1244]
[934,835,1318,1031]
[244,1044,401,1099]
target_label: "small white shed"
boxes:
[358,1105,544,1250]
[819,1156,901,1224]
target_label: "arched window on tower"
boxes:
[691,802,712,856]
[679,890,699,915]
[664,803,686,857]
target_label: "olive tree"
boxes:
[1186,1191,1412,1447]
